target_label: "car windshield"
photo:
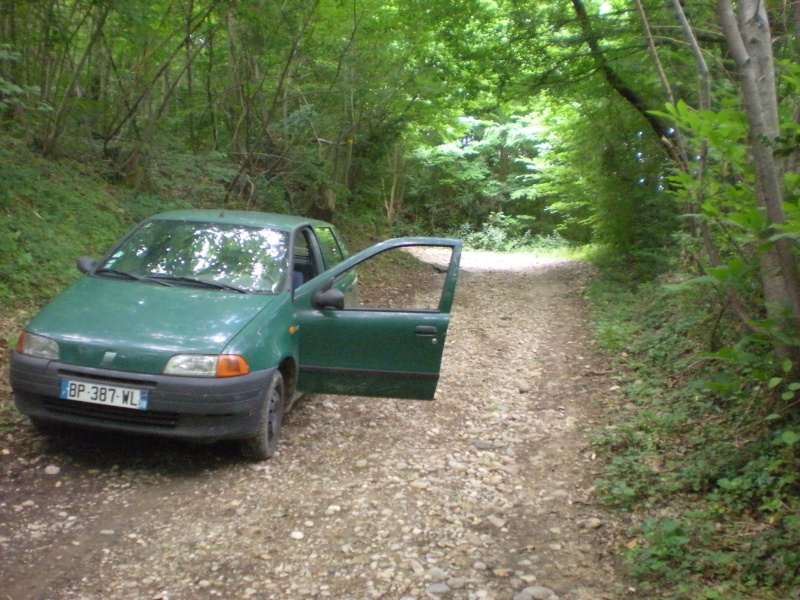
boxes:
[97,220,290,294]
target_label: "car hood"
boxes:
[27,276,279,373]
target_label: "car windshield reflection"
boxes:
[97,220,290,294]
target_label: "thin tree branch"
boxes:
[570,0,682,164]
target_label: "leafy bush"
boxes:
[0,44,48,116]
[459,211,573,253]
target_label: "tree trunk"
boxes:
[185,0,197,152]
[717,0,800,346]
[38,4,109,155]
[385,141,405,226]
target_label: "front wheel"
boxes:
[240,371,284,461]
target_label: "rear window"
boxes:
[314,226,347,269]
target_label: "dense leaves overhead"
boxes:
[0,1,682,217]
[1,0,798,323]
[1,1,797,288]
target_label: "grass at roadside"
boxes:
[0,137,195,313]
[587,278,800,599]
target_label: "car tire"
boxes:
[240,371,284,461]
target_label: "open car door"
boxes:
[294,237,461,399]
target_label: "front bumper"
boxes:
[9,351,275,442]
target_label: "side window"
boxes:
[314,226,345,269]
[292,230,319,289]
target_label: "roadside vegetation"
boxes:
[590,277,800,599]
[1,1,799,597]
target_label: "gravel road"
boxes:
[0,252,632,600]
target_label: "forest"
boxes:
[1,0,799,597]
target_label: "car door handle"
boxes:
[415,325,437,335]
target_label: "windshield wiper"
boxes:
[149,274,248,293]
[95,268,171,286]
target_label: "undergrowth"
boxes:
[456,211,583,257]
[0,134,310,313]
[589,280,800,598]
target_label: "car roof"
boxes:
[151,209,334,232]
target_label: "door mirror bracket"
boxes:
[77,256,97,274]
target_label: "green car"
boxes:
[10,210,462,460]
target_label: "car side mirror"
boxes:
[77,256,97,274]
[311,287,345,310]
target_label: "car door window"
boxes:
[339,245,453,311]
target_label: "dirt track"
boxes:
[0,252,632,600]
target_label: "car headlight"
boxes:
[164,354,250,377]
[16,331,59,360]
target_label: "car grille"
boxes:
[57,368,158,389]
[41,397,179,428]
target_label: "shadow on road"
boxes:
[21,424,246,476]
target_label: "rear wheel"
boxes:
[240,371,284,461]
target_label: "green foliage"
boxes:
[404,137,495,229]
[403,114,552,232]
[589,278,800,598]
[591,140,677,281]
[0,142,126,307]
[457,211,572,253]
[147,150,240,209]
[459,212,526,250]
[525,100,679,282]
[0,44,47,115]
[655,75,800,347]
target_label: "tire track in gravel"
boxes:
[0,254,632,600]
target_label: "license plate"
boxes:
[59,379,149,410]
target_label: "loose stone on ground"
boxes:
[0,253,628,600]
